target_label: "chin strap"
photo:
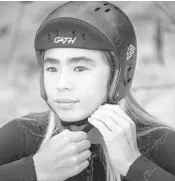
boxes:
[62,119,94,133]
[61,118,88,126]
[82,123,93,133]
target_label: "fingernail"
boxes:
[88,118,92,122]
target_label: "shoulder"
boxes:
[2,111,49,138]
[138,127,174,152]
[10,111,50,147]
[138,127,175,153]
[138,127,175,174]
[13,111,49,132]
[0,111,49,164]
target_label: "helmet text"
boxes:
[54,37,76,44]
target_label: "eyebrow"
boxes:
[44,56,95,66]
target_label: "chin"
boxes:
[58,112,90,122]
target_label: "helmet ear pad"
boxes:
[106,51,119,103]
[40,66,47,100]
[108,51,136,104]
[36,51,48,100]
[123,65,133,86]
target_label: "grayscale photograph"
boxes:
[0,1,175,181]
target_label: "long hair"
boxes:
[36,51,174,181]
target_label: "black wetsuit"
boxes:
[0,111,175,181]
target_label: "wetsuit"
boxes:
[0,111,175,181]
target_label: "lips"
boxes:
[55,98,79,103]
[54,98,79,109]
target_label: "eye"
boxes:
[74,66,88,72]
[45,67,57,72]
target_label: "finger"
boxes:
[51,129,71,146]
[60,140,91,156]
[63,130,88,143]
[52,130,88,148]
[65,160,89,179]
[70,131,88,142]
[94,109,130,130]
[98,105,136,131]
[88,118,111,138]
[101,106,137,150]
[99,104,131,122]
[75,140,91,153]
[101,108,136,142]
[98,105,138,151]
[92,109,135,145]
[91,111,118,132]
[77,150,91,164]
[92,112,129,139]
[74,160,89,174]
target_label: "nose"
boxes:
[56,71,72,92]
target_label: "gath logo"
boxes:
[127,44,136,60]
[54,36,76,44]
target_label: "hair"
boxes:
[34,50,175,181]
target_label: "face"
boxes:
[43,48,111,122]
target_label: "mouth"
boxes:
[55,98,79,103]
[54,98,79,109]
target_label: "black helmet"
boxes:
[34,1,137,103]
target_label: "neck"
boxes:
[62,118,88,126]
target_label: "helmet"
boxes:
[34,1,137,103]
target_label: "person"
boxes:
[0,1,175,181]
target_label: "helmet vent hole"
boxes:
[48,32,51,40]
[72,30,75,37]
[105,8,111,12]
[94,7,100,12]
[82,33,85,40]
[104,3,108,5]
[56,30,59,36]
[128,66,132,72]
[127,78,131,84]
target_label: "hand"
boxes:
[88,104,141,176]
[33,129,91,181]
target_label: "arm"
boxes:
[125,129,175,181]
[125,155,175,181]
[0,116,46,181]
[0,155,36,181]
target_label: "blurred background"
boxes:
[0,1,175,128]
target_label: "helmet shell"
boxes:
[35,1,137,103]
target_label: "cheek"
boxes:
[94,73,109,97]
[81,69,110,101]
[44,75,57,97]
